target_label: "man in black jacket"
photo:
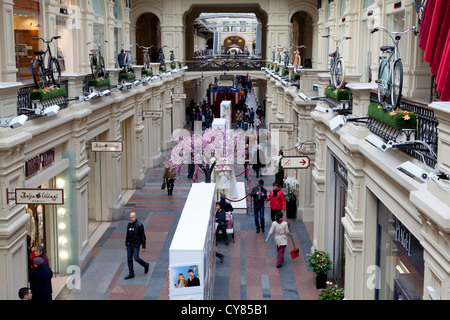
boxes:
[250,179,268,233]
[215,202,228,245]
[124,212,149,279]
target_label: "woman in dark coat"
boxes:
[29,257,53,300]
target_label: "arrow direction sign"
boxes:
[280,156,310,169]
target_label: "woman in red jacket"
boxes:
[266,181,286,222]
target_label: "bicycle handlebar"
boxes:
[370,26,417,37]
[86,40,108,47]
[32,36,61,43]
[322,35,351,43]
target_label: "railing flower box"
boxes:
[29,85,67,101]
[324,85,350,101]
[159,66,167,72]
[282,68,289,76]
[141,69,153,75]
[119,72,136,80]
[368,102,417,130]
[291,73,300,81]
[87,77,110,88]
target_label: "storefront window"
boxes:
[376,201,424,300]
[363,0,374,8]
[340,0,346,16]
[14,9,39,82]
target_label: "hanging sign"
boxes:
[280,156,310,169]
[269,123,295,132]
[90,141,123,152]
[15,188,64,205]
[172,93,186,99]
[142,110,163,119]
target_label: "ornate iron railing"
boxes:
[17,80,69,120]
[185,59,266,72]
[369,92,438,168]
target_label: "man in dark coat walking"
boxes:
[124,212,149,279]
[29,257,53,300]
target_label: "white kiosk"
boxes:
[169,183,217,300]
[220,100,231,130]
[212,118,226,132]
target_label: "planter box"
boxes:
[29,85,67,101]
[282,69,289,76]
[368,102,417,130]
[87,77,110,88]
[159,66,167,72]
[141,69,153,75]
[286,200,297,219]
[291,73,300,81]
[324,86,350,101]
[119,72,136,80]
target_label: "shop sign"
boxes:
[217,80,234,87]
[15,188,64,205]
[25,148,55,178]
[13,0,40,13]
[142,110,163,119]
[90,141,123,152]
[269,123,295,132]
[172,93,186,99]
[394,217,411,256]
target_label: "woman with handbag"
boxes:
[265,211,291,268]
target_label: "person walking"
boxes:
[124,212,149,280]
[118,49,126,69]
[163,165,176,196]
[250,179,268,233]
[266,181,286,222]
[265,211,292,268]
[29,257,53,300]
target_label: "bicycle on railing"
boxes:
[291,44,306,73]
[322,35,351,90]
[371,26,418,110]
[136,43,153,70]
[31,36,62,89]
[121,43,134,73]
[86,40,108,79]
[158,45,168,66]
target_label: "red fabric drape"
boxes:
[419,0,450,101]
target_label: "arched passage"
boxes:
[135,12,161,64]
[183,4,268,61]
[291,11,315,68]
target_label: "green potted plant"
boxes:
[282,68,289,76]
[319,284,344,300]
[306,249,333,289]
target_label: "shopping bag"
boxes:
[161,179,166,190]
[289,235,299,259]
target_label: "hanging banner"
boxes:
[15,188,64,205]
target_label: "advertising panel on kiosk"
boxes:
[169,183,217,300]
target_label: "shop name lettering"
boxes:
[25,149,55,178]
[92,142,121,151]
[19,191,61,203]
[394,218,411,256]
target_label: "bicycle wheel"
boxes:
[390,59,403,109]
[90,55,99,78]
[98,56,105,78]
[49,57,61,87]
[32,59,46,89]
[333,58,345,89]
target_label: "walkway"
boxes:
[55,161,320,300]
[55,88,321,301]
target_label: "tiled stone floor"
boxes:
[55,161,320,300]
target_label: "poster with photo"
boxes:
[170,264,202,294]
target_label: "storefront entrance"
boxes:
[376,201,424,300]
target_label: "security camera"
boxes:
[329,115,345,133]
[151,76,159,81]
[7,115,28,128]
[99,89,111,96]
[365,134,389,151]
[133,80,141,86]
[397,161,429,183]
[314,106,329,113]
[42,104,60,116]
[141,77,149,83]
[84,91,99,101]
